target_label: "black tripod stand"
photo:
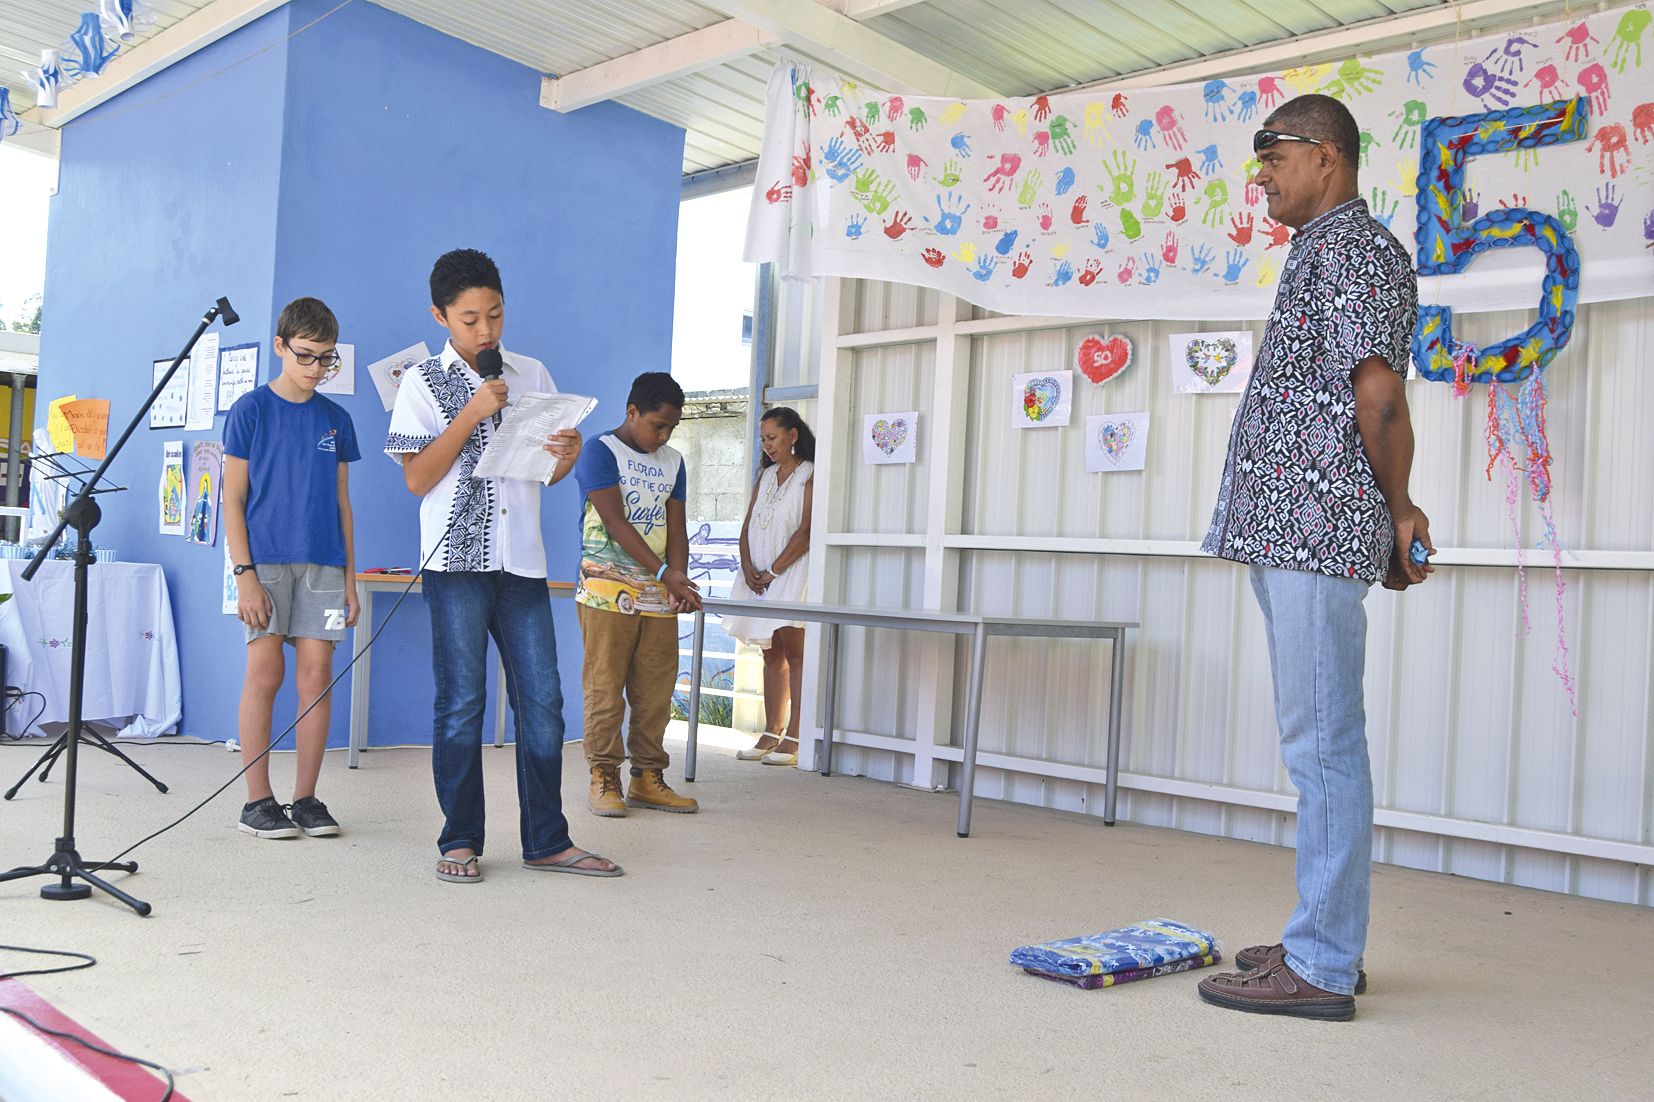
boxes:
[5,721,170,800]
[0,296,238,916]
[2,453,169,802]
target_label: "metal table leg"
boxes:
[1104,627,1125,825]
[957,623,989,838]
[347,583,373,769]
[820,622,840,777]
[685,609,705,782]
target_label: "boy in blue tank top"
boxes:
[222,297,360,840]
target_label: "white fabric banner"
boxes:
[746,5,1654,321]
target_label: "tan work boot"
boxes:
[588,766,627,817]
[625,768,699,814]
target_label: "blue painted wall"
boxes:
[40,0,684,756]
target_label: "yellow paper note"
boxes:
[61,398,111,460]
[47,395,78,453]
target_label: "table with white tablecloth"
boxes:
[0,561,182,738]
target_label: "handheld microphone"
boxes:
[475,347,504,428]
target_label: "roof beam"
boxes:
[832,0,929,15]
[543,19,779,112]
[544,0,997,113]
[1081,0,1572,92]
[698,0,1000,97]
[21,0,288,130]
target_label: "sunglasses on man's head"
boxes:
[1252,129,1324,153]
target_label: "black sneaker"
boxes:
[287,796,340,837]
[239,797,300,839]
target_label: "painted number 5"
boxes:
[1412,97,1588,384]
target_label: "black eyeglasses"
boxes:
[291,349,343,368]
[1253,129,1324,153]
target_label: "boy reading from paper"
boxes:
[385,248,619,883]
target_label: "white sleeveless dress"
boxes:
[720,460,813,649]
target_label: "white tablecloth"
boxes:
[0,561,182,738]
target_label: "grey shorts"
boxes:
[247,563,349,646]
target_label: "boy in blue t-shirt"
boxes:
[574,372,702,817]
[222,297,360,840]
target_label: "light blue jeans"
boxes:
[1250,564,1372,997]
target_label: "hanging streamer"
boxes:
[65,11,120,79]
[1480,371,1577,714]
[99,0,149,43]
[31,49,63,110]
[0,89,18,139]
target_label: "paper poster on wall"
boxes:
[222,541,239,615]
[158,440,185,536]
[149,358,187,428]
[1170,332,1254,395]
[46,395,76,453]
[60,398,110,460]
[186,440,223,546]
[365,341,429,412]
[217,343,260,410]
[316,342,355,396]
[863,411,917,465]
[1085,412,1151,473]
[185,332,219,430]
[1012,370,1072,429]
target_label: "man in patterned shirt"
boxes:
[1196,95,1434,1021]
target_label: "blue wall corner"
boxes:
[39,0,686,762]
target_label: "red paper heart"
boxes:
[1077,334,1133,386]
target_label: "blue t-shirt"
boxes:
[223,385,360,566]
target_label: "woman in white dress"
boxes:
[721,408,815,766]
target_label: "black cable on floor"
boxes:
[0,690,47,743]
[97,529,450,868]
[0,944,174,1101]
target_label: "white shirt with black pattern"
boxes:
[384,340,556,577]
[1201,198,1419,584]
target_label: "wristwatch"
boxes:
[232,563,255,576]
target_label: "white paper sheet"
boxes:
[1012,369,1072,428]
[317,342,355,396]
[158,440,185,536]
[365,341,430,412]
[216,342,260,410]
[1085,412,1151,473]
[185,332,219,430]
[862,411,917,465]
[222,540,239,615]
[1170,331,1254,395]
[472,392,598,483]
[149,356,187,429]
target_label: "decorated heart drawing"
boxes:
[1077,334,1133,386]
[1097,420,1134,464]
[871,417,908,455]
[1185,337,1240,387]
[1022,376,1062,421]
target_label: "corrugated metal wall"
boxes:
[796,276,1654,908]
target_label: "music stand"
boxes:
[1,296,238,916]
[2,451,172,800]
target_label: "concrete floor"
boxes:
[1,732,1651,1101]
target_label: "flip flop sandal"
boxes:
[522,851,624,877]
[435,854,482,883]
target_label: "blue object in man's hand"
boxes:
[1408,538,1429,565]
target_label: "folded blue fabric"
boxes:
[1009,919,1219,978]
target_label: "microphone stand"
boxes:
[0,296,239,917]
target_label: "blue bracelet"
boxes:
[655,563,669,581]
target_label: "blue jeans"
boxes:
[425,571,572,862]
[1249,564,1372,997]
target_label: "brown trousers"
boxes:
[578,602,678,771]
